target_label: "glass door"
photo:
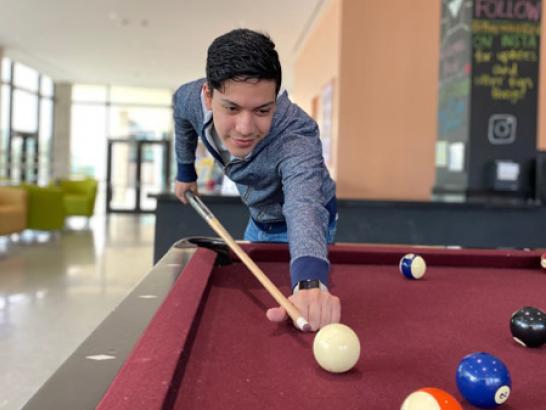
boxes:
[106,138,171,213]
[9,131,39,183]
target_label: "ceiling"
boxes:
[0,0,326,90]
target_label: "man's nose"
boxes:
[235,112,255,136]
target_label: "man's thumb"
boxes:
[266,307,287,322]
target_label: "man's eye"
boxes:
[257,109,270,115]
[224,106,238,112]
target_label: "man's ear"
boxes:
[202,83,213,110]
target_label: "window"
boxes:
[71,84,173,181]
[110,86,171,105]
[71,104,107,178]
[0,57,55,183]
[12,89,38,133]
[41,76,54,98]
[72,84,107,103]
[71,83,174,212]
[14,63,39,92]
[1,58,11,82]
[109,106,172,140]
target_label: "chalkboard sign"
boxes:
[435,0,541,199]
[468,0,541,196]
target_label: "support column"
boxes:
[52,82,72,180]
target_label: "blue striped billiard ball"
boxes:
[399,254,427,279]
[456,352,511,408]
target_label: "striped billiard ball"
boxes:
[401,387,462,410]
[399,253,427,280]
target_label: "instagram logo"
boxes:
[488,114,517,145]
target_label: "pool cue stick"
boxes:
[185,190,311,332]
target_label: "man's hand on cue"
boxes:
[266,289,341,332]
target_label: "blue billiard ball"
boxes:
[456,352,511,408]
[399,254,427,279]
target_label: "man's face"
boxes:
[204,79,277,158]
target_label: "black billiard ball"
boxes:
[510,306,546,348]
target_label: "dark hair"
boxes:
[206,28,282,95]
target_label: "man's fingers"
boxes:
[331,295,341,323]
[319,298,332,329]
[174,188,187,204]
[308,298,321,331]
[267,293,341,332]
[266,307,288,322]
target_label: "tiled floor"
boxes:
[0,215,155,410]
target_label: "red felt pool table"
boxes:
[92,239,546,410]
[25,240,546,410]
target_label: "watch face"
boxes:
[299,279,320,290]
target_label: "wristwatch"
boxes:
[293,279,328,294]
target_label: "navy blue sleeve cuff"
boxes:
[177,163,198,182]
[290,256,330,290]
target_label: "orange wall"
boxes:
[292,1,340,113]
[292,0,341,176]
[537,1,546,151]
[336,0,439,199]
[294,0,546,200]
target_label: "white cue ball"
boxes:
[313,323,360,373]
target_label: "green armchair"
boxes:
[58,178,98,218]
[22,184,65,231]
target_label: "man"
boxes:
[173,28,339,331]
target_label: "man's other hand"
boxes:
[174,180,198,204]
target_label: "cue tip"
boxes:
[296,317,311,332]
